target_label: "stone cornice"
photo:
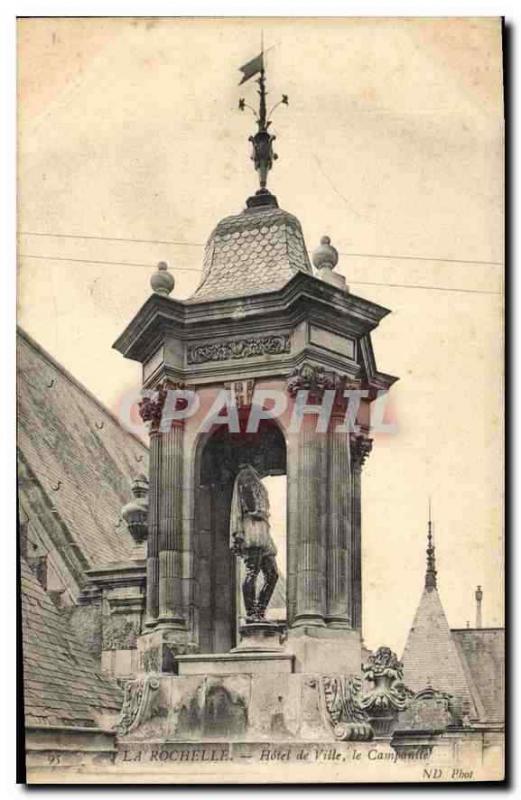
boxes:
[113,271,391,363]
[107,594,145,616]
[153,350,363,388]
[84,560,146,590]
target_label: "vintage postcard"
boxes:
[17,16,504,784]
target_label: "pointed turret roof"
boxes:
[401,507,481,718]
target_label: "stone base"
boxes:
[287,626,362,674]
[26,733,505,783]
[25,725,117,770]
[232,622,283,653]
[137,627,198,674]
[117,671,349,743]
[101,647,140,678]
[176,651,295,676]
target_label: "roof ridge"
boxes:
[17,326,148,453]
[451,627,504,632]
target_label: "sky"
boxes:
[17,17,504,654]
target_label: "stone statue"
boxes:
[230,463,279,623]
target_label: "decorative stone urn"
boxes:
[361,646,411,736]
[120,474,149,544]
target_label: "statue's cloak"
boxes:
[229,465,277,555]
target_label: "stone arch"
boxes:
[192,412,287,653]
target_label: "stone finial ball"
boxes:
[312,235,339,271]
[150,260,175,295]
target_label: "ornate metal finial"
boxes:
[238,47,288,208]
[150,260,175,296]
[425,497,437,590]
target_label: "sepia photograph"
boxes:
[15,15,504,784]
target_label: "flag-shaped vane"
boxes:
[238,52,264,85]
[237,46,288,200]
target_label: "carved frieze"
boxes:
[187,334,290,365]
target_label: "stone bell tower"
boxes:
[113,59,397,680]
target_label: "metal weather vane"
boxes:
[238,47,288,196]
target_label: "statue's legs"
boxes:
[243,548,262,620]
[256,554,279,619]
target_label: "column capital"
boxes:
[286,362,361,406]
[138,379,188,432]
[350,432,373,470]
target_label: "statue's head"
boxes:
[252,452,267,475]
[237,454,266,478]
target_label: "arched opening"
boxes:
[193,415,286,653]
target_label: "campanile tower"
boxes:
[113,53,397,675]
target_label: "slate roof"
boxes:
[17,328,148,568]
[21,557,122,728]
[451,628,505,723]
[190,204,313,301]
[401,585,480,718]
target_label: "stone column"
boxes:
[290,412,327,627]
[145,429,160,624]
[157,419,185,627]
[325,409,352,628]
[349,433,372,632]
[139,381,186,633]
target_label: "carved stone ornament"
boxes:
[361,647,412,734]
[287,363,336,398]
[120,474,149,544]
[117,674,161,736]
[138,380,186,429]
[287,362,361,402]
[318,675,374,742]
[350,433,373,470]
[397,686,462,732]
[102,616,141,651]
[187,334,290,365]
[224,379,255,409]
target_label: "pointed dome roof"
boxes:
[402,585,478,716]
[401,508,483,718]
[190,197,313,302]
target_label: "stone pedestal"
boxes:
[287,626,362,675]
[176,651,295,676]
[232,622,283,653]
[137,627,198,674]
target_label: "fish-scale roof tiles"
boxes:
[191,204,313,301]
